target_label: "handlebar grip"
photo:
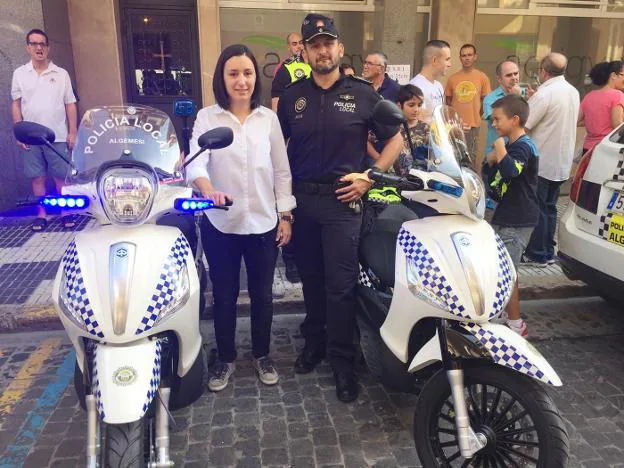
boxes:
[368,169,403,185]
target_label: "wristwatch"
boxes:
[279,213,294,224]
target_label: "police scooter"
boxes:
[14,104,232,468]
[355,102,569,466]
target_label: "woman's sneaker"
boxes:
[208,362,235,392]
[254,356,279,386]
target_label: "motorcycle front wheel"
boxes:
[104,420,147,468]
[413,363,569,467]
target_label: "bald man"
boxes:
[522,52,580,267]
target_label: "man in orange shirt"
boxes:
[445,43,491,165]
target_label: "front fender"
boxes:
[93,339,162,424]
[459,323,562,386]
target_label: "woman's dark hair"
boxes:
[589,61,624,86]
[396,84,424,105]
[213,44,261,110]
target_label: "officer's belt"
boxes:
[293,181,337,196]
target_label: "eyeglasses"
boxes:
[28,42,48,48]
[363,61,383,67]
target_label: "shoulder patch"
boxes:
[347,75,373,86]
[285,76,310,89]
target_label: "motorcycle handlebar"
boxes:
[368,169,424,191]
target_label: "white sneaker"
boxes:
[208,362,235,392]
[272,281,285,299]
[507,319,529,337]
[253,356,279,386]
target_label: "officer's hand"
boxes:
[17,141,30,151]
[276,221,292,247]
[336,178,373,203]
[202,190,232,207]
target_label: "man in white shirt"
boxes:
[11,28,77,231]
[409,40,452,121]
[523,53,580,267]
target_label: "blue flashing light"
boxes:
[174,198,216,212]
[40,196,89,210]
[429,181,464,198]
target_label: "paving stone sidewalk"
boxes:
[0,197,588,331]
[2,297,624,467]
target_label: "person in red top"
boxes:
[578,60,624,153]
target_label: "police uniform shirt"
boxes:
[277,74,398,183]
[271,56,312,99]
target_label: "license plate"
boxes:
[607,192,624,215]
[607,213,624,247]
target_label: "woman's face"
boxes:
[223,55,256,104]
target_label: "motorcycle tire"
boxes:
[413,363,569,467]
[104,420,146,468]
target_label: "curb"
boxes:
[0,279,595,334]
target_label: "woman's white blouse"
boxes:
[186,105,296,235]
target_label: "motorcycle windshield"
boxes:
[68,105,183,185]
[427,105,467,187]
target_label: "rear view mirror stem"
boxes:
[41,140,78,175]
[182,148,210,169]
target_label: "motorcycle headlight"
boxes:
[151,264,190,328]
[58,269,89,332]
[97,167,156,225]
[461,167,486,220]
[406,256,448,311]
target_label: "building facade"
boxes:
[0,0,622,210]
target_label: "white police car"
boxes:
[558,123,624,304]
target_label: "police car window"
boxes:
[609,124,624,145]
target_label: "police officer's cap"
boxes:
[301,14,339,43]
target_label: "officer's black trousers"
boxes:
[292,192,362,373]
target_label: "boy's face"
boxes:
[398,96,423,122]
[491,107,519,136]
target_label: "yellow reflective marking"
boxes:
[0,338,61,416]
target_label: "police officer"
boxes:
[271,39,311,114]
[277,13,403,402]
[271,34,311,284]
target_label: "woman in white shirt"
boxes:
[187,44,296,392]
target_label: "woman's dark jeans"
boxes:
[201,216,278,363]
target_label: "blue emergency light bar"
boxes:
[40,196,89,209]
[427,180,464,198]
[174,198,216,212]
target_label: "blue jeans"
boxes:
[525,177,564,262]
[201,216,278,362]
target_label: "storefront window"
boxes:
[219,7,429,107]
[475,14,624,97]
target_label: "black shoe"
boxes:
[285,262,300,283]
[294,348,325,374]
[334,372,358,403]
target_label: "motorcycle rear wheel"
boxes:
[413,363,569,467]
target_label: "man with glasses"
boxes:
[11,28,77,232]
[362,51,400,102]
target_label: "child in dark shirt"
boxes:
[393,84,430,176]
[486,94,539,337]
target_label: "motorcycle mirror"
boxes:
[198,127,233,151]
[14,121,56,146]
[13,121,77,173]
[183,127,234,169]
[372,100,406,126]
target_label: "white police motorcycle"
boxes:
[356,102,569,466]
[14,105,232,468]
